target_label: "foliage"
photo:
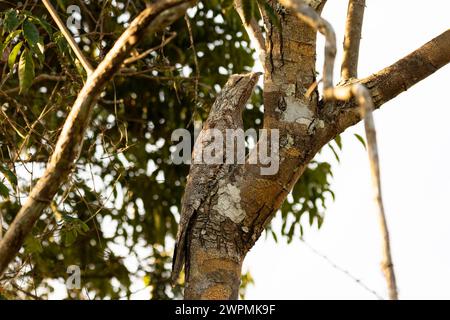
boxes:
[0,0,335,299]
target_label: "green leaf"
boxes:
[24,235,43,254]
[29,16,53,36]
[18,48,35,94]
[271,230,278,243]
[309,211,315,226]
[21,18,44,68]
[0,165,17,187]
[334,134,342,150]
[2,29,22,49]
[4,10,20,33]
[29,37,45,67]
[328,143,340,163]
[23,19,40,46]
[0,181,9,199]
[354,133,367,150]
[77,220,90,235]
[317,215,324,228]
[8,41,22,69]
[287,223,295,243]
[64,229,77,246]
[62,214,77,222]
[53,31,69,56]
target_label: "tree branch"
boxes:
[0,0,197,278]
[341,0,366,80]
[331,84,398,299]
[333,29,450,132]
[42,0,95,75]
[123,32,177,65]
[234,0,266,66]
[4,74,66,94]
[278,0,336,93]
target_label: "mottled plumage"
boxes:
[171,73,260,283]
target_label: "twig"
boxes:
[4,74,66,94]
[184,15,200,102]
[10,281,42,300]
[279,0,398,300]
[123,32,177,65]
[42,0,95,75]
[332,85,398,300]
[300,238,384,300]
[341,0,366,80]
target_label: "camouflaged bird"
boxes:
[171,72,260,283]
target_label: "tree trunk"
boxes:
[184,212,244,299]
[178,0,328,299]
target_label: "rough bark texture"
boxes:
[341,0,366,80]
[173,73,260,299]
[0,0,197,277]
[171,0,450,299]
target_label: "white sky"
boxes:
[244,0,450,299]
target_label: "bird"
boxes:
[171,72,260,284]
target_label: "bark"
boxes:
[0,0,197,277]
[341,0,366,80]
[173,73,261,299]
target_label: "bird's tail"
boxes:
[171,229,186,285]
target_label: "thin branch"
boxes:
[10,281,42,300]
[0,0,197,278]
[234,0,266,67]
[123,32,177,65]
[332,84,398,299]
[341,0,366,80]
[184,15,200,102]
[42,0,95,75]
[4,74,66,94]
[300,238,384,300]
[332,29,450,131]
[279,0,398,299]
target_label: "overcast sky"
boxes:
[244,0,450,300]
